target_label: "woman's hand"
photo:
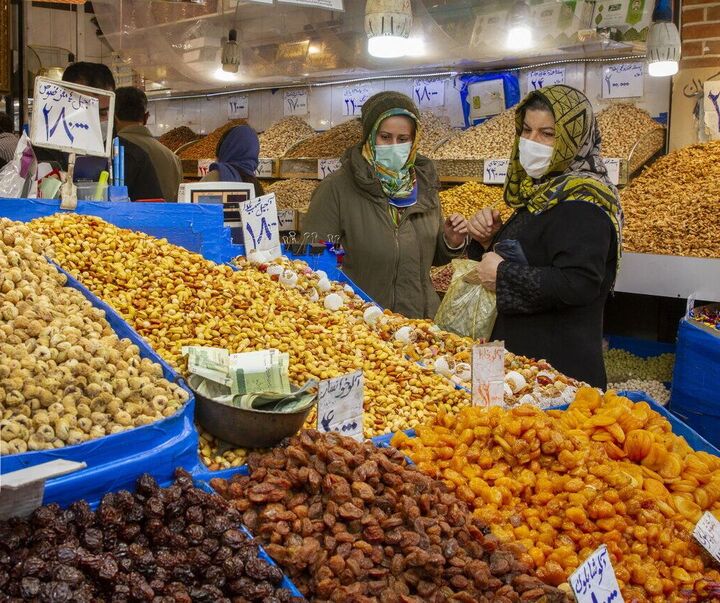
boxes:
[467,208,502,249]
[444,213,468,249]
[463,252,504,291]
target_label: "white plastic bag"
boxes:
[0,133,37,198]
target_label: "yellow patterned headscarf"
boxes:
[504,85,623,274]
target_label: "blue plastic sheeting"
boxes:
[605,334,676,359]
[1,261,200,508]
[457,72,521,127]
[669,319,720,448]
[0,198,239,264]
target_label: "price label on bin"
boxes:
[255,158,274,178]
[472,342,504,407]
[317,370,364,441]
[318,158,342,180]
[239,193,281,259]
[603,158,621,185]
[694,511,720,565]
[483,159,509,184]
[197,158,213,177]
[569,545,624,603]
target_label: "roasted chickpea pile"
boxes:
[392,388,720,602]
[211,430,571,603]
[0,219,188,455]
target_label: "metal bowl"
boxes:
[194,391,314,449]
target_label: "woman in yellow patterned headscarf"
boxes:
[465,85,623,388]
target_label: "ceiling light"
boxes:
[308,44,321,55]
[405,36,426,57]
[647,0,680,77]
[365,0,413,59]
[221,28,241,73]
[214,67,239,82]
[506,1,533,51]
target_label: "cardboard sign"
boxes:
[317,370,364,441]
[467,79,505,122]
[255,158,274,178]
[694,511,720,565]
[413,79,445,108]
[240,192,281,259]
[527,67,566,93]
[318,158,342,179]
[602,62,644,99]
[569,545,625,603]
[197,158,213,177]
[603,157,621,185]
[472,342,505,407]
[31,77,113,158]
[483,158,509,184]
[227,94,249,119]
[342,83,371,116]
[284,89,309,116]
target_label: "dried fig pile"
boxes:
[0,469,303,603]
[211,430,569,603]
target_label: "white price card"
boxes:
[694,511,720,565]
[318,158,342,180]
[197,158,213,178]
[227,94,249,119]
[472,342,505,407]
[240,192,281,259]
[278,0,344,9]
[569,545,624,603]
[527,67,566,93]
[255,158,274,178]
[483,158,509,184]
[603,158,621,185]
[342,83,371,116]
[277,209,297,231]
[31,76,113,158]
[602,62,644,99]
[703,81,720,139]
[284,89,308,116]
[413,79,445,108]
[317,370,364,441]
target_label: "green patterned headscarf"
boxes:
[504,85,623,273]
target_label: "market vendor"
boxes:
[303,91,467,319]
[201,124,264,197]
[465,85,623,388]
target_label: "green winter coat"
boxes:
[303,145,461,319]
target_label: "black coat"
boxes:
[468,201,617,388]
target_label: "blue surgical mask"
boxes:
[375,142,412,173]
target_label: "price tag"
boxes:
[277,209,298,231]
[227,94,249,119]
[527,67,566,93]
[197,158,213,177]
[318,158,342,179]
[413,78,445,108]
[569,545,624,603]
[278,0,344,9]
[483,158,509,184]
[602,62,644,99]
[342,83,371,116]
[284,89,308,116]
[239,192,281,259]
[255,158,274,178]
[472,342,505,407]
[694,511,720,565]
[317,370,364,441]
[603,157,621,185]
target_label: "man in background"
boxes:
[0,112,18,169]
[114,87,182,202]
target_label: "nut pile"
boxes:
[393,388,720,602]
[603,348,674,383]
[0,469,303,602]
[620,141,720,257]
[608,380,670,405]
[284,119,362,158]
[157,126,201,152]
[211,430,570,602]
[264,179,319,212]
[439,181,511,220]
[179,119,249,160]
[0,219,187,455]
[259,116,315,158]
[433,109,516,160]
[430,264,454,293]
[597,103,665,160]
[418,111,456,157]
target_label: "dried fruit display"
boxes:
[596,103,665,164]
[265,179,319,212]
[179,118,248,160]
[393,388,720,602]
[438,181,512,220]
[284,119,362,158]
[620,141,720,258]
[433,109,516,160]
[157,126,201,152]
[0,469,302,602]
[418,111,456,157]
[0,219,187,456]
[259,116,315,158]
[211,430,570,602]
[603,348,674,383]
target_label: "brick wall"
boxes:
[682,1,720,68]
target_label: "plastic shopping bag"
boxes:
[434,258,497,341]
[0,133,37,198]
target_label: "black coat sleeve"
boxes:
[121,139,163,201]
[496,202,615,315]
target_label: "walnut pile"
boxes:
[179,119,249,160]
[0,469,303,602]
[264,179,319,212]
[596,103,664,159]
[284,119,362,158]
[211,430,570,603]
[157,126,201,153]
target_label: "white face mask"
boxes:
[375,142,412,173]
[518,137,554,179]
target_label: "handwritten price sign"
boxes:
[239,192,281,259]
[197,158,213,178]
[569,545,624,603]
[255,158,274,178]
[694,511,720,565]
[318,158,342,179]
[413,79,445,108]
[317,370,364,441]
[342,84,371,116]
[472,342,505,408]
[602,62,644,99]
[284,89,309,116]
[527,67,565,93]
[227,95,249,119]
[603,157,621,185]
[483,158,509,184]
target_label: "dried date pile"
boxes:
[211,430,569,603]
[0,469,302,603]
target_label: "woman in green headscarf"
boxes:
[303,91,467,319]
[466,85,623,388]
